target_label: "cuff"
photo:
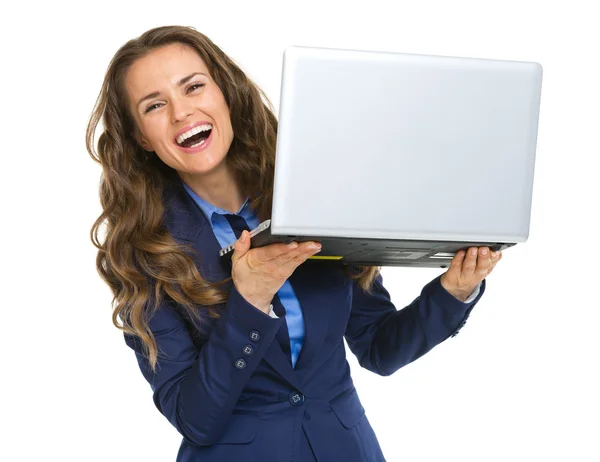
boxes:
[227,285,281,329]
[428,275,485,310]
[463,283,482,304]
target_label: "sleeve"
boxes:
[123,284,285,446]
[344,273,486,376]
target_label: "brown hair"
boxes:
[86,25,380,372]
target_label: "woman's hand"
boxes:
[231,231,322,314]
[440,247,502,302]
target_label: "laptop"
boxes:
[220,45,543,268]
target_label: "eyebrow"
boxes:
[136,72,207,110]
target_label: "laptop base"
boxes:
[219,220,515,269]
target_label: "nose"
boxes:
[170,97,194,123]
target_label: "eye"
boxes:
[144,103,161,113]
[187,83,204,92]
[144,84,204,114]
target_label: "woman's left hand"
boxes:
[440,247,503,302]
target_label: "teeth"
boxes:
[176,124,212,144]
[189,139,207,148]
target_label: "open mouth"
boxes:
[177,128,212,148]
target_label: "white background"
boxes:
[2,0,598,460]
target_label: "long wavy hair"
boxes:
[86,25,381,372]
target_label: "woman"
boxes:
[86,25,501,462]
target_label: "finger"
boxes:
[486,251,502,274]
[231,230,251,265]
[270,241,320,267]
[254,241,303,263]
[488,251,502,267]
[462,247,478,275]
[450,250,466,272]
[279,242,321,274]
[475,247,491,277]
[490,251,500,267]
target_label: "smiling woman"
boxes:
[85,25,384,462]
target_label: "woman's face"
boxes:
[125,43,234,176]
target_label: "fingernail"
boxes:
[471,248,477,256]
[481,248,488,255]
[288,242,298,249]
[309,242,320,250]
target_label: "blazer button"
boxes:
[249,330,261,342]
[452,319,468,337]
[289,391,305,407]
[235,358,247,369]
[243,345,254,356]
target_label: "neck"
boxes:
[178,163,246,214]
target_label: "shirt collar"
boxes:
[182,181,252,224]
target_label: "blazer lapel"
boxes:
[272,294,292,364]
[162,177,302,390]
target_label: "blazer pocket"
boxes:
[329,387,366,429]
[213,414,257,444]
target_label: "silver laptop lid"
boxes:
[272,45,542,243]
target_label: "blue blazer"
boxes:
[124,178,486,462]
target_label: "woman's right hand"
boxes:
[231,230,322,314]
